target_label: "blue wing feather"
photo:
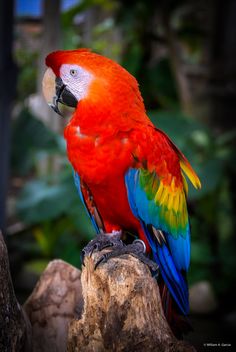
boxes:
[125,168,190,315]
[73,172,100,234]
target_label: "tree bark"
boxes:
[24,260,83,352]
[210,0,236,131]
[0,232,31,352]
[67,251,195,352]
[0,0,17,233]
[37,0,62,131]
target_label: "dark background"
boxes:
[0,1,236,350]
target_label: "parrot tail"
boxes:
[160,281,193,339]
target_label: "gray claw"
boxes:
[81,236,159,277]
[81,234,123,266]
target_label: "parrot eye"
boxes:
[70,69,78,78]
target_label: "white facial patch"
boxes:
[60,64,94,102]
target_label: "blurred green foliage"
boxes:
[12,110,94,269]
[15,50,38,101]
[12,0,236,308]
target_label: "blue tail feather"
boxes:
[154,245,189,315]
[140,221,189,315]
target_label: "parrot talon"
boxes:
[81,233,124,266]
[94,252,111,270]
[93,240,159,275]
[133,239,147,253]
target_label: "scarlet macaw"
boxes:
[42,49,201,335]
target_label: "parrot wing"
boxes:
[74,172,105,234]
[125,133,201,315]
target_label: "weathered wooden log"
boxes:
[1,231,195,351]
[24,259,82,352]
[0,231,31,352]
[67,250,196,352]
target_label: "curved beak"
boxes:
[42,68,78,117]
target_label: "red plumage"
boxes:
[45,49,201,337]
[46,49,182,244]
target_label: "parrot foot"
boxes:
[94,239,159,275]
[81,233,123,266]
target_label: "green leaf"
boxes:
[16,180,75,224]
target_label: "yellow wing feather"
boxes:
[180,159,201,190]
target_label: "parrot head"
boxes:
[42,48,145,119]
